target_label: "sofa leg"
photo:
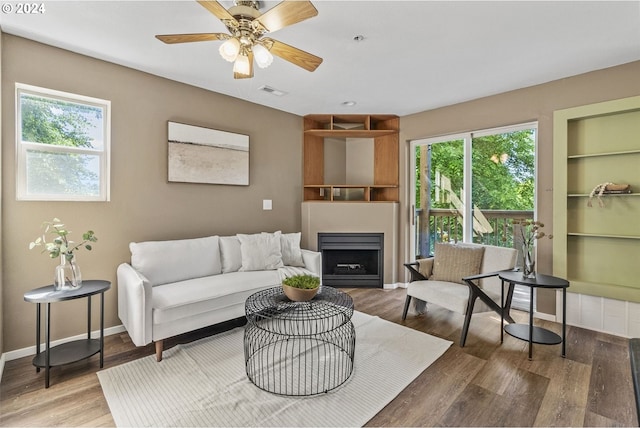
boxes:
[155,340,163,362]
[402,295,412,320]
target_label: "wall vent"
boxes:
[258,85,287,97]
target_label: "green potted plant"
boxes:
[282,274,320,302]
[29,218,97,291]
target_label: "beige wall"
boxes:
[398,60,640,315]
[1,34,303,352]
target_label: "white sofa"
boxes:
[117,231,321,361]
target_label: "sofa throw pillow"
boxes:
[430,242,485,285]
[219,236,243,273]
[130,235,221,286]
[237,232,284,271]
[279,231,306,267]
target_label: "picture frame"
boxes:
[168,121,249,186]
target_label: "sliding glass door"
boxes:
[410,123,537,310]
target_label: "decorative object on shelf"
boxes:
[513,220,552,279]
[588,182,632,207]
[282,274,320,302]
[29,218,98,291]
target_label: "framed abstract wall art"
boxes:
[168,121,249,185]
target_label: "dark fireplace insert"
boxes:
[318,233,384,288]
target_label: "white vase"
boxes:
[54,254,82,291]
[522,245,535,279]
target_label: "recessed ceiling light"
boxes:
[342,101,357,107]
[353,35,365,42]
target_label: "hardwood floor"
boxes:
[1,287,637,427]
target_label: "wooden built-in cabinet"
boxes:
[553,96,640,302]
[303,114,399,202]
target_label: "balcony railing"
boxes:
[415,208,534,258]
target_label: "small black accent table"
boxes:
[498,271,569,360]
[23,280,111,388]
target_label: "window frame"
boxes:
[409,121,538,254]
[15,83,111,201]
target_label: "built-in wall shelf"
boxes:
[567,232,640,240]
[304,129,396,138]
[553,95,640,303]
[303,114,399,202]
[303,184,398,202]
[567,149,640,159]
[567,193,638,197]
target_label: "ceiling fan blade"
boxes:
[264,38,322,72]
[156,33,229,44]
[256,0,318,33]
[234,51,254,79]
[197,0,237,23]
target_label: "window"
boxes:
[411,123,537,311]
[16,84,110,201]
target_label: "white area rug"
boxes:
[98,311,451,427]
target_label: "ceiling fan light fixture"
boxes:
[219,38,240,62]
[233,51,251,75]
[157,0,323,79]
[253,43,274,68]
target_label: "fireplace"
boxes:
[318,233,384,288]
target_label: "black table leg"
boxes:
[35,303,41,373]
[87,295,92,340]
[500,279,505,343]
[45,302,51,388]
[100,292,105,368]
[528,286,534,360]
[562,287,566,358]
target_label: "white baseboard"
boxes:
[0,353,5,384]
[533,311,556,322]
[3,324,126,362]
[384,282,407,290]
[559,290,640,338]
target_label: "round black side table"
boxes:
[23,280,111,388]
[498,271,569,360]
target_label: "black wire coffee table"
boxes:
[244,286,355,396]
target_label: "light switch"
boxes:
[263,199,272,210]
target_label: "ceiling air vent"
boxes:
[258,85,287,97]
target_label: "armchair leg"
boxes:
[402,295,412,320]
[155,340,163,362]
[503,283,516,324]
[460,295,478,347]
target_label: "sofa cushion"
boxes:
[152,270,282,324]
[478,244,518,295]
[407,279,497,315]
[431,242,485,285]
[237,232,284,271]
[279,232,306,267]
[278,266,317,280]
[219,236,242,273]
[130,236,221,286]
